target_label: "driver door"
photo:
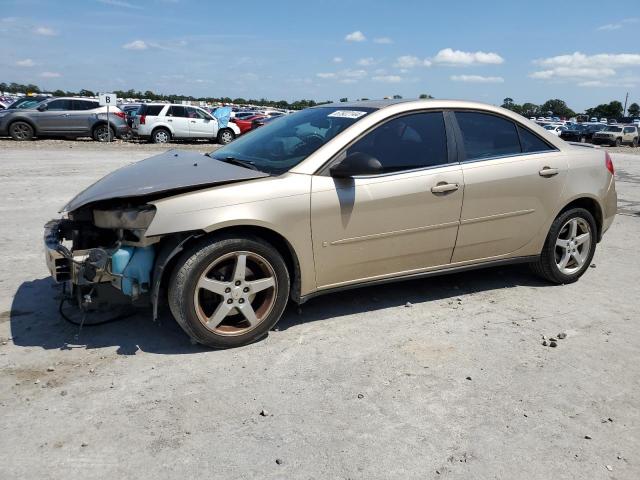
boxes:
[311,111,464,289]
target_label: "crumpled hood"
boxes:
[62,149,268,212]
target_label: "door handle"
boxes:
[167,119,173,122]
[539,167,559,177]
[431,182,459,194]
[190,120,196,123]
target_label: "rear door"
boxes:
[187,107,216,138]
[70,100,99,134]
[36,99,73,133]
[165,105,190,137]
[450,111,567,263]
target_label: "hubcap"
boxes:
[555,217,591,275]
[156,131,169,143]
[221,131,233,143]
[193,251,277,336]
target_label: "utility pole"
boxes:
[623,92,629,116]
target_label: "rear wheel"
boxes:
[531,208,596,284]
[168,236,290,349]
[632,137,638,148]
[9,121,34,141]
[152,128,171,144]
[217,128,235,145]
[614,137,622,147]
[93,124,115,142]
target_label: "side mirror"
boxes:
[329,152,382,178]
[37,104,47,112]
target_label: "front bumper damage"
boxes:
[44,218,156,306]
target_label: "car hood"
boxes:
[62,149,269,212]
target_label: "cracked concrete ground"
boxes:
[0,141,638,479]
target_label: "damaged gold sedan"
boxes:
[45,99,617,348]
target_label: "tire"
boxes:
[168,235,290,349]
[217,128,235,145]
[152,128,171,144]
[632,137,638,148]
[530,208,597,284]
[614,138,622,147]
[579,136,586,143]
[9,121,34,141]
[93,124,115,142]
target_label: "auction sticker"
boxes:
[328,110,368,119]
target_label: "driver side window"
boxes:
[346,112,448,173]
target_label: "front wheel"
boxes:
[217,128,235,145]
[632,137,638,148]
[9,121,34,141]
[614,138,622,147]
[579,136,586,143]
[168,236,290,349]
[531,208,597,284]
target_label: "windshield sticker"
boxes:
[327,110,368,119]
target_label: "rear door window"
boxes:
[455,111,520,160]
[167,105,188,117]
[140,105,165,116]
[517,126,554,153]
[46,99,72,111]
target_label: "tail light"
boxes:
[139,115,146,125]
[114,111,125,120]
[605,152,614,175]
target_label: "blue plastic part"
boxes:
[111,246,155,297]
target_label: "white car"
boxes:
[133,103,240,144]
[543,124,566,136]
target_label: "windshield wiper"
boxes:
[205,153,260,171]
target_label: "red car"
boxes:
[231,115,265,134]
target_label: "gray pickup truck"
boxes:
[0,97,130,141]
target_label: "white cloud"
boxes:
[33,26,57,36]
[315,69,367,83]
[40,71,61,78]
[16,58,35,67]
[597,23,622,31]
[432,48,504,66]
[357,57,376,66]
[451,74,504,83]
[342,69,367,79]
[394,55,431,68]
[373,37,393,44]
[316,72,336,79]
[122,40,148,50]
[332,56,343,63]
[345,30,366,42]
[530,52,640,82]
[373,75,402,83]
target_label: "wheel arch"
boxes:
[151,124,173,138]
[8,117,38,135]
[557,196,604,241]
[153,223,304,319]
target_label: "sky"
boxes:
[1,0,639,111]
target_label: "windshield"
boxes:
[209,106,376,174]
[603,126,622,132]
[8,97,45,109]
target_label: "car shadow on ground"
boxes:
[8,265,549,355]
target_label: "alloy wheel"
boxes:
[154,130,169,143]
[11,123,32,140]
[554,217,591,275]
[193,251,277,336]
[220,131,234,144]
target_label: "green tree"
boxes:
[628,102,640,117]
[521,103,539,117]
[339,97,348,103]
[540,99,575,118]
[418,93,433,99]
[585,101,623,120]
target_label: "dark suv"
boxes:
[0,97,130,141]
[560,123,606,143]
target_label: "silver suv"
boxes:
[592,125,639,147]
[133,103,241,144]
[0,97,129,141]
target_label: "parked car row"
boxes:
[559,123,639,147]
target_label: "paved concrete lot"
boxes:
[0,141,639,479]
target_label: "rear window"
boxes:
[455,111,521,160]
[139,104,165,116]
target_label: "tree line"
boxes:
[501,97,640,119]
[2,81,637,117]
